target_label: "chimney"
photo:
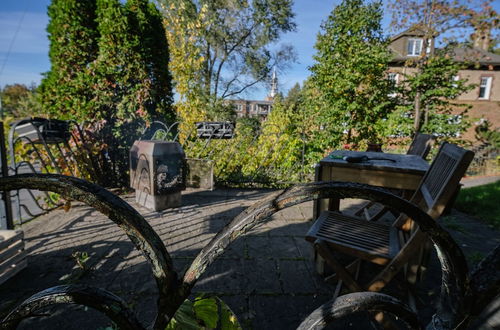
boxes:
[472,27,491,51]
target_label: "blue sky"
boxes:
[0,0,495,99]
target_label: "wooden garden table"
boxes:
[313,150,430,218]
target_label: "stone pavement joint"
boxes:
[0,187,498,329]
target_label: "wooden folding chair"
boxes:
[407,133,435,160]
[353,133,436,221]
[306,143,474,298]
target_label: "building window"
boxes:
[407,38,423,56]
[478,77,492,100]
[388,72,399,97]
[388,72,399,85]
[452,75,460,88]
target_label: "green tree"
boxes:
[39,0,98,118]
[389,0,499,133]
[309,0,394,147]
[159,0,296,121]
[1,84,42,118]
[384,50,474,139]
[125,0,174,120]
[39,0,175,186]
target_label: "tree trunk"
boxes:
[414,91,422,133]
[424,104,429,128]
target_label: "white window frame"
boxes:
[388,72,399,85]
[407,38,423,56]
[426,38,432,54]
[478,76,492,100]
[388,72,399,97]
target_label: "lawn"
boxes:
[454,180,500,229]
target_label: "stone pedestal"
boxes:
[135,190,181,211]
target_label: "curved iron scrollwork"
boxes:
[296,292,421,330]
[0,174,498,329]
[1,285,143,330]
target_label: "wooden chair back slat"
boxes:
[393,142,474,229]
[407,133,435,159]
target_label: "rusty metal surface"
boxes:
[0,285,143,330]
[0,175,497,329]
[0,174,179,329]
[183,181,470,328]
[296,292,422,330]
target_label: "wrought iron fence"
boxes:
[4,119,113,226]
[144,121,313,187]
[2,118,316,226]
[1,175,498,329]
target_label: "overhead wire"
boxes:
[0,0,30,84]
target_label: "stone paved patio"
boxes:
[0,186,499,329]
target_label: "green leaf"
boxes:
[165,299,201,330]
[193,297,218,328]
[216,297,242,330]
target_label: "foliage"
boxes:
[475,118,500,149]
[39,0,175,186]
[250,95,304,182]
[389,0,499,40]
[165,295,241,330]
[384,51,474,140]
[0,84,42,118]
[158,0,296,121]
[308,0,395,147]
[180,84,326,185]
[455,181,500,229]
[388,0,499,134]
[39,0,98,119]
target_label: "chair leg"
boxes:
[333,280,343,301]
[325,259,361,283]
[314,240,362,292]
[354,201,375,216]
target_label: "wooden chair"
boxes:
[353,133,436,221]
[407,133,435,160]
[306,143,474,297]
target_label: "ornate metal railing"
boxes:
[0,174,498,329]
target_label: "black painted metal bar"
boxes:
[0,174,180,329]
[0,122,13,229]
[1,175,497,329]
[0,285,145,330]
[183,182,470,328]
[296,292,421,330]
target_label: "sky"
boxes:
[0,0,496,100]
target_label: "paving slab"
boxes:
[0,187,498,329]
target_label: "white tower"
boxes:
[268,68,278,100]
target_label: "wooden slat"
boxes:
[0,259,27,286]
[307,211,392,259]
[0,250,27,276]
[315,240,362,292]
[0,230,23,251]
[0,240,23,263]
[407,133,435,159]
[367,230,426,292]
[328,167,423,190]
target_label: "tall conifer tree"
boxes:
[39,0,98,118]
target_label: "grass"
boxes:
[455,180,500,229]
